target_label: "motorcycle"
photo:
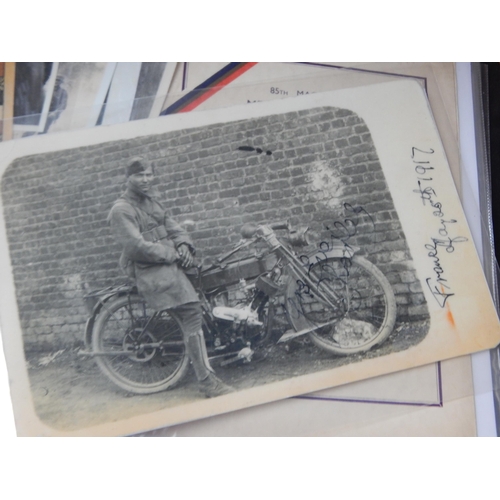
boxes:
[83,221,397,394]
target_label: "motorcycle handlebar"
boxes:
[217,238,256,263]
[240,221,289,239]
[217,220,296,264]
[268,220,290,231]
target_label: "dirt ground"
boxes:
[24,320,429,434]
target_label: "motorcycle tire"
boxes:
[285,255,397,355]
[91,293,189,394]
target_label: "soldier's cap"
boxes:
[126,157,153,177]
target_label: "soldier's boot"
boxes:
[185,330,234,398]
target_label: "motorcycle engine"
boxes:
[212,305,263,326]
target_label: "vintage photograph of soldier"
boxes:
[108,157,232,398]
[1,83,496,435]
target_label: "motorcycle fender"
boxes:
[84,316,95,349]
[84,286,137,347]
[84,298,113,348]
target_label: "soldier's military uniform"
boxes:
[108,188,198,310]
[108,158,231,398]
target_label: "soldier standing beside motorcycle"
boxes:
[107,157,232,398]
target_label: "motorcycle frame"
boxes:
[83,225,359,354]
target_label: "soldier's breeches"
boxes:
[168,301,203,335]
[168,302,214,381]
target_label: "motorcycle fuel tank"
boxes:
[201,253,278,290]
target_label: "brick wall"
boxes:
[1,106,429,351]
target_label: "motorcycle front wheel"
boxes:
[91,294,189,394]
[285,256,397,355]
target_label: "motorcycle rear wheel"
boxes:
[285,256,397,355]
[91,294,189,394]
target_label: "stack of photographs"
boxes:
[0,63,177,141]
[0,63,499,436]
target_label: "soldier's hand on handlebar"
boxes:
[177,243,194,268]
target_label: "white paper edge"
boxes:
[0,317,16,437]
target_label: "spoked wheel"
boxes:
[285,256,397,355]
[91,294,189,394]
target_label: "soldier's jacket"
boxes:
[107,189,199,310]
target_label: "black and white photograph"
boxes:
[5,62,177,140]
[0,80,498,436]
